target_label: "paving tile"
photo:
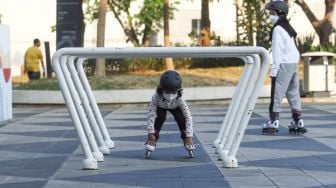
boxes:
[0,103,335,187]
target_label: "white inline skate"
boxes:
[262,120,279,135]
[288,119,307,134]
[184,137,196,158]
[144,133,156,158]
[145,143,156,158]
[184,143,196,158]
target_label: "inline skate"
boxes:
[288,119,307,134]
[144,133,156,158]
[262,120,279,135]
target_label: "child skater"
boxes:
[262,0,307,135]
[145,70,195,157]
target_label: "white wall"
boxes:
[0,24,12,123]
[0,0,57,76]
[0,0,335,76]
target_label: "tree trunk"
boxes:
[95,0,107,77]
[295,0,335,45]
[200,0,211,46]
[164,0,174,70]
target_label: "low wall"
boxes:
[12,86,272,105]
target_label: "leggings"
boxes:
[153,107,187,140]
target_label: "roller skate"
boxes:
[144,133,156,158]
[288,119,307,134]
[261,120,279,135]
[184,137,196,158]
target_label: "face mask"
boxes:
[163,92,178,100]
[269,15,279,24]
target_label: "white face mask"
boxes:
[163,92,178,100]
[269,15,279,24]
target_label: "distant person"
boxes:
[24,38,45,80]
[261,1,307,135]
[144,70,196,158]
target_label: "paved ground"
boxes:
[0,102,336,188]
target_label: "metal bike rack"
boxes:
[51,47,270,169]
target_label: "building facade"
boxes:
[0,0,334,76]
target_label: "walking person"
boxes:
[24,38,45,80]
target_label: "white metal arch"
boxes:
[51,47,270,169]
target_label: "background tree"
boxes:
[108,0,179,47]
[0,14,2,23]
[200,0,211,46]
[293,0,335,45]
[236,0,271,48]
[164,0,175,70]
[95,0,107,77]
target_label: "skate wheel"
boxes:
[188,150,194,158]
[145,150,151,158]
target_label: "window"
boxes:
[191,19,201,36]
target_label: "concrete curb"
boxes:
[13,85,336,105]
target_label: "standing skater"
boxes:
[262,0,307,135]
[145,70,195,158]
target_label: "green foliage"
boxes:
[13,73,233,90]
[0,14,2,23]
[189,58,244,68]
[50,25,56,32]
[83,0,179,46]
[82,56,243,74]
[83,0,100,22]
[299,34,336,54]
[298,34,315,52]
[237,0,272,48]
[84,57,191,74]
[13,79,60,90]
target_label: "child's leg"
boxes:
[146,107,167,145]
[170,107,193,145]
[269,77,280,122]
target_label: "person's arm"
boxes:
[23,50,28,74]
[178,98,193,137]
[270,27,285,77]
[147,93,159,134]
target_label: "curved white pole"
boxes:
[52,47,271,60]
[68,57,110,154]
[52,55,98,170]
[76,58,114,148]
[213,56,252,150]
[217,56,259,160]
[221,54,260,167]
[224,54,268,168]
[60,56,104,162]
